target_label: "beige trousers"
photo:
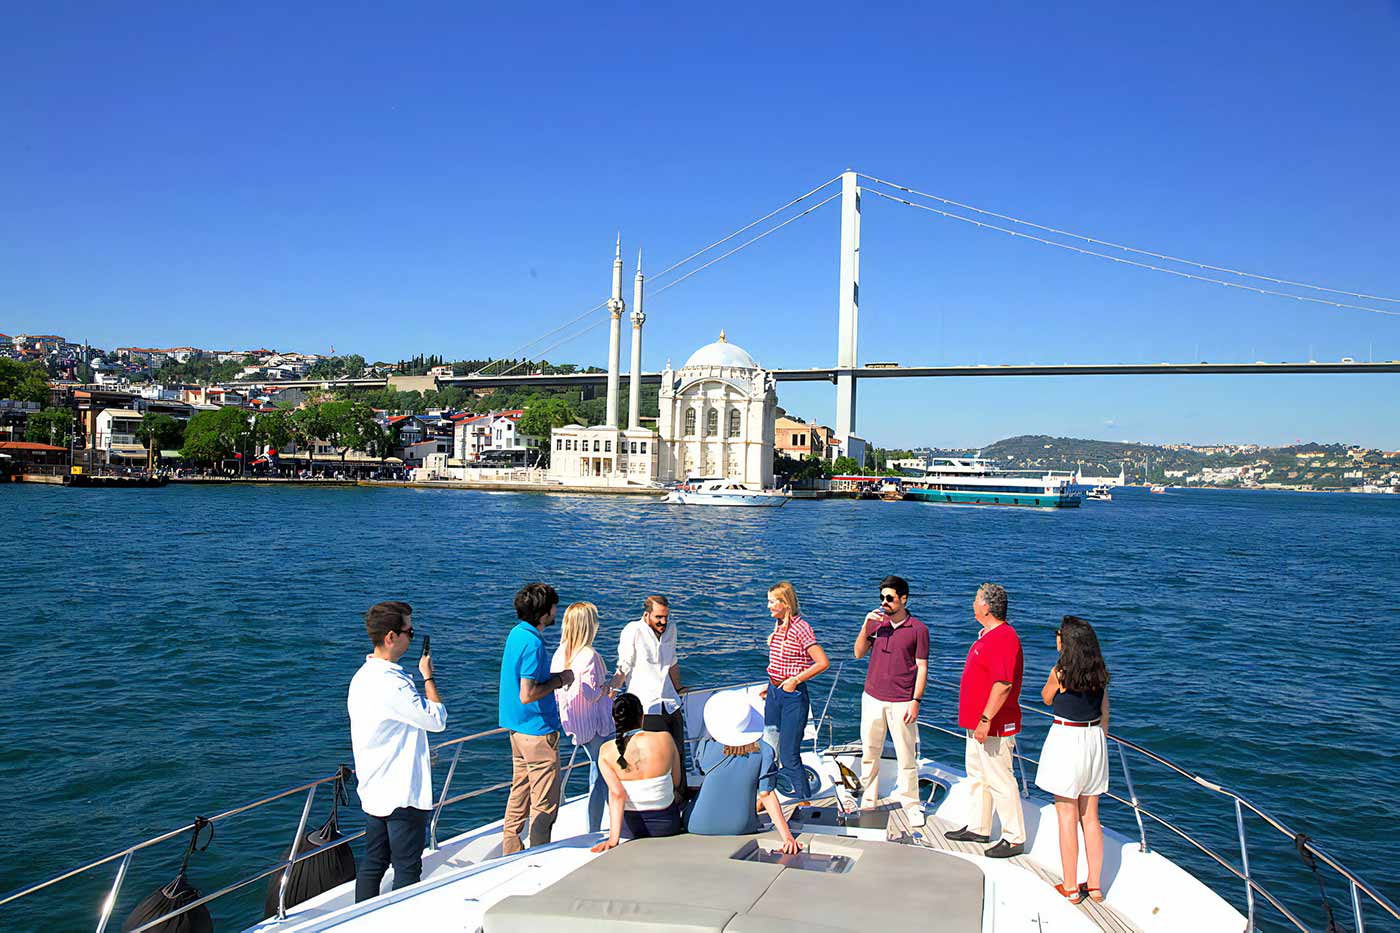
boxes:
[964,732,1026,844]
[502,731,560,855]
[859,691,921,813]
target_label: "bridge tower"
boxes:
[835,170,862,454]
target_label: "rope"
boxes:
[862,188,1400,319]
[473,175,844,378]
[858,172,1400,304]
[1294,833,1342,932]
[177,816,214,876]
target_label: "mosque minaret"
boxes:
[605,235,624,429]
[545,237,776,489]
[628,250,645,431]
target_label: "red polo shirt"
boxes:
[863,612,930,702]
[957,622,1023,736]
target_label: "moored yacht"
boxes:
[6,674,1395,933]
[663,478,791,507]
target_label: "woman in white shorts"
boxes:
[1035,615,1111,904]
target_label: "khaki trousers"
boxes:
[964,732,1026,844]
[502,731,560,855]
[859,692,920,813]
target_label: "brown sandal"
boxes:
[1056,883,1085,904]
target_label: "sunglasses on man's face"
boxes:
[880,594,899,604]
[395,627,415,639]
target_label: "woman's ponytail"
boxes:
[611,692,643,768]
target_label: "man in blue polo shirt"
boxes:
[499,582,574,855]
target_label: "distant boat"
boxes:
[662,478,790,507]
[878,480,908,502]
[1086,484,1113,501]
[900,456,1081,508]
[1150,485,1167,494]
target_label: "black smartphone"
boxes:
[422,635,431,656]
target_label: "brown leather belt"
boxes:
[1053,718,1102,728]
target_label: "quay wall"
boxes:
[359,479,666,496]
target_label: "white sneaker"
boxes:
[907,808,927,827]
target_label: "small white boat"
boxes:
[1086,485,1113,501]
[1150,485,1167,495]
[663,478,790,507]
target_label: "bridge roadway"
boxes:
[258,360,1400,391]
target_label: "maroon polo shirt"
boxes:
[863,612,930,702]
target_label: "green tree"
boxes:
[316,400,380,464]
[830,456,863,476]
[254,409,295,452]
[518,396,579,441]
[180,407,251,463]
[136,413,185,466]
[0,359,52,404]
[25,407,74,447]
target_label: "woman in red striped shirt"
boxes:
[760,582,830,797]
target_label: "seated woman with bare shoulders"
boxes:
[590,692,684,852]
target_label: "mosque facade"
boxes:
[546,242,777,490]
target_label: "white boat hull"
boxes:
[663,491,788,507]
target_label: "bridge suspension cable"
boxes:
[478,180,843,378]
[859,173,1400,305]
[862,187,1400,319]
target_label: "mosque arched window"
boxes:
[593,439,601,452]
[684,409,696,436]
[605,440,612,452]
[705,409,718,436]
[727,410,741,437]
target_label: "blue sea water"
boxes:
[1,484,1397,931]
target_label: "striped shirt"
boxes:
[767,615,818,682]
[550,645,615,744]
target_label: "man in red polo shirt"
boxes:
[945,582,1027,857]
[853,575,930,826]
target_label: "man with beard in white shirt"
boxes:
[348,601,447,902]
[611,595,688,791]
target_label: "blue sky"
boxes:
[4,2,1399,448]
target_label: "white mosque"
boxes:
[547,241,777,489]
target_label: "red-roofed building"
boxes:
[0,440,70,470]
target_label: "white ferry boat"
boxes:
[900,457,1081,508]
[6,670,1394,933]
[663,478,791,507]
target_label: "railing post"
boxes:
[813,662,844,753]
[94,851,132,933]
[1234,798,1256,932]
[563,744,580,797]
[430,742,465,851]
[1014,741,1029,798]
[276,785,318,921]
[1115,740,1149,853]
[1350,879,1366,933]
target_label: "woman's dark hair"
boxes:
[612,693,644,767]
[513,582,559,624]
[1056,615,1111,692]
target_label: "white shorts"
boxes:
[1034,722,1109,799]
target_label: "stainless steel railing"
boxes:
[0,724,593,933]
[911,675,1400,933]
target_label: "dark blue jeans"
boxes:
[764,682,811,797]
[355,806,429,902]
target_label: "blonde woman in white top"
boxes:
[551,602,615,834]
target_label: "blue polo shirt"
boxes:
[499,621,562,735]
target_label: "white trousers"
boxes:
[964,732,1026,844]
[859,691,920,813]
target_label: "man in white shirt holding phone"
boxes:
[348,600,447,902]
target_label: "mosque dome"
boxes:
[682,331,760,370]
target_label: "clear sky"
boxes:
[4,2,1399,448]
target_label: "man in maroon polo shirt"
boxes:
[853,575,930,826]
[945,582,1027,857]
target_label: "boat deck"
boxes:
[815,797,1143,933]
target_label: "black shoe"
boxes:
[943,826,991,843]
[984,839,1025,858]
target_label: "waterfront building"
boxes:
[452,413,493,462]
[656,332,777,488]
[775,416,831,461]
